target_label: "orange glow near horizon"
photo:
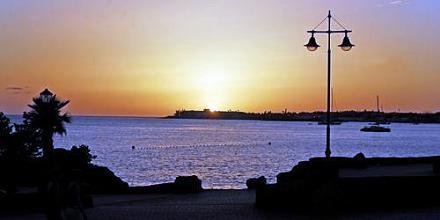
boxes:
[0,1,439,116]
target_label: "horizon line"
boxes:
[4,109,440,119]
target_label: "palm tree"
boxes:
[23,89,71,158]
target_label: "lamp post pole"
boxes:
[304,10,355,158]
[326,11,332,158]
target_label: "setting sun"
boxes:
[207,103,219,111]
[193,65,233,111]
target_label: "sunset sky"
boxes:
[0,0,439,116]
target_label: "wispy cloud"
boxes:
[5,86,24,91]
[4,86,30,95]
[377,0,411,7]
[389,0,411,5]
[389,0,403,5]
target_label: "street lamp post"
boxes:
[40,88,54,103]
[305,11,355,158]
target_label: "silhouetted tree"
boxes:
[0,113,40,160]
[23,90,71,158]
[0,113,40,191]
[53,145,96,170]
[7,124,41,159]
[0,112,12,156]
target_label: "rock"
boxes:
[174,175,202,193]
[128,183,175,194]
[353,152,366,160]
[246,176,266,189]
[353,152,367,168]
[83,166,129,194]
[128,176,203,194]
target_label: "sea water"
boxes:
[9,116,440,188]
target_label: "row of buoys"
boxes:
[130,142,273,150]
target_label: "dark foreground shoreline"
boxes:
[7,189,440,220]
[4,155,440,219]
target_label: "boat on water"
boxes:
[318,121,342,125]
[318,88,342,125]
[361,96,391,132]
[367,96,391,126]
[360,125,391,132]
[369,121,391,125]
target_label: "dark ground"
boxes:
[4,190,440,220]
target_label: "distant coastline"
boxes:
[166,109,440,124]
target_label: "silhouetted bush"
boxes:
[53,145,96,169]
[7,124,41,160]
[246,176,266,189]
[0,114,43,191]
[0,112,12,156]
[71,145,96,165]
[0,113,40,161]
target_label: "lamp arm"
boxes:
[307,30,352,34]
